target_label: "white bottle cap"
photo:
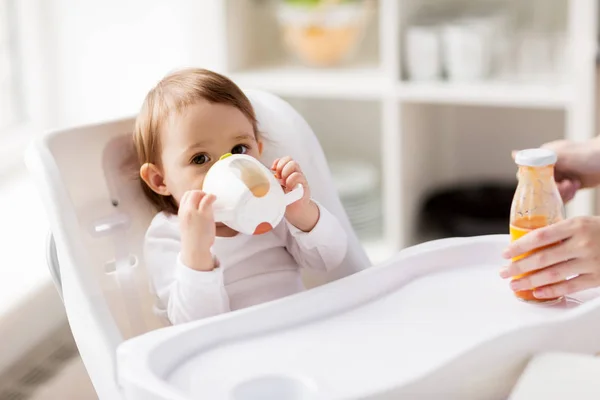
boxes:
[514,148,557,167]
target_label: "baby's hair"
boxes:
[132,68,259,214]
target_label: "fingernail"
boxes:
[533,289,545,298]
[510,280,522,291]
[501,248,511,259]
[499,267,510,278]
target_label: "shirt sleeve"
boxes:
[284,201,348,272]
[144,214,230,325]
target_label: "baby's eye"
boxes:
[191,154,210,165]
[231,144,249,155]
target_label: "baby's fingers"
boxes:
[180,191,192,208]
[285,172,306,193]
[198,193,216,214]
[274,156,292,178]
[188,190,206,209]
[271,158,280,171]
[281,159,301,181]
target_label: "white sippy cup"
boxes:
[201,153,304,235]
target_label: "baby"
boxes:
[133,68,348,325]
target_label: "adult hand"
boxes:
[501,216,600,299]
[514,138,600,203]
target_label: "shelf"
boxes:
[219,0,597,250]
[397,82,572,109]
[232,68,572,108]
[230,64,385,99]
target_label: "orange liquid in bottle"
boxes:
[509,215,561,302]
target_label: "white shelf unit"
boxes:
[211,0,598,262]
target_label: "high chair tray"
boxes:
[117,235,600,400]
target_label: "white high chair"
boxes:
[27,89,600,400]
[26,89,371,399]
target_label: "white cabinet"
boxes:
[207,0,598,261]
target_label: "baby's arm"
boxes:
[271,156,348,271]
[144,196,230,325]
[284,201,348,272]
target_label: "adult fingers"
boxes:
[502,218,581,259]
[501,240,578,278]
[509,259,583,291]
[556,179,580,203]
[533,274,598,299]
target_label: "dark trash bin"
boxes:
[420,182,516,238]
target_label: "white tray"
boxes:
[117,235,600,400]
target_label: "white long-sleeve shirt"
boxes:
[144,203,348,325]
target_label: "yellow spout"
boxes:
[219,153,232,160]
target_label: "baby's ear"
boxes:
[258,140,264,156]
[140,163,171,196]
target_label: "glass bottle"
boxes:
[509,148,565,303]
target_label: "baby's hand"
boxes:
[179,190,217,271]
[272,156,319,232]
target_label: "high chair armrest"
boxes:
[46,231,64,302]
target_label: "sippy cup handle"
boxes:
[284,184,304,205]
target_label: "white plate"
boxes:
[347,207,381,224]
[340,191,381,206]
[343,197,381,215]
[340,192,381,206]
[355,227,382,240]
[349,215,381,229]
[354,221,381,231]
[351,222,381,235]
[330,160,379,198]
[345,206,376,217]
[345,197,380,210]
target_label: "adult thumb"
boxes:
[557,179,581,203]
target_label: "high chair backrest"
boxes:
[25,89,370,399]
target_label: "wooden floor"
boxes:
[30,357,96,400]
[0,324,96,400]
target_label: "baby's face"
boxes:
[159,100,261,205]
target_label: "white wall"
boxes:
[49,0,225,128]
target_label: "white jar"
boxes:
[442,20,492,81]
[405,25,442,81]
